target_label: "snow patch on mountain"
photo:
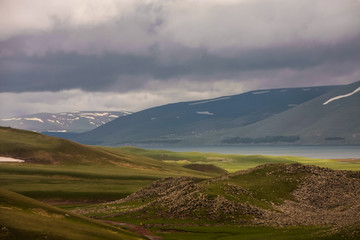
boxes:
[252,90,270,95]
[323,87,360,105]
[196,111,214,115]
[24,118,44,123]
[1,118,21,121]
[0,111,132,133]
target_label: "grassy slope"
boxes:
[0,187,144,240]
[0,162,216,203]
[0,127,106,165]
[0,126,174,166]
[0,127,219,202]
[119,147,360,172]
[0,126,222,176]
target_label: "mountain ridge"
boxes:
[72,85,339,146]
[0,111,132,133]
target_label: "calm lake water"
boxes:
[144,145,360,159]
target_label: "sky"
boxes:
[1,0,360,118]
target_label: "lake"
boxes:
[143,145,360,159]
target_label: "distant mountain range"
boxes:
[72,83,355,146]
[0,111,132,133]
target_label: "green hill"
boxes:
[75,163,360,239]
[0,126,150,166]
[0,127,221,203]
[0,187,146,240]
[0,126,222,175]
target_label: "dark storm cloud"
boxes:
[1,0,360,95]
[1,34,360,93]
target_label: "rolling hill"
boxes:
[0,187,146,240]
[0,111,131,133]
[0,127,221,203]
[75,163,360,239]
[0,126,146,165]
[72,85,338,146]
[0,126,221,177]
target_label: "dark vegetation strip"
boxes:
[0,166,160,180]
[16,191,131,200]
[222,136,300,144]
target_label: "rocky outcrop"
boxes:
[76,164,360,227]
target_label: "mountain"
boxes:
[209,80,360,145]
[0,111,132,133]
[72,85,338,146]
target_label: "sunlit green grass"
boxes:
[0,163,212,203]
[120,147,360,172]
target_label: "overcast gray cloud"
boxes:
[1,0,360,117]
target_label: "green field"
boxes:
[119,146,360,171]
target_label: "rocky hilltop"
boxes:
[76,164,360,229]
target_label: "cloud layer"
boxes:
[1,0,360,116]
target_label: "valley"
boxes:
[1,127,360,239]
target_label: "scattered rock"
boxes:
[76,164,360,228]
